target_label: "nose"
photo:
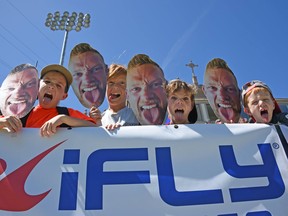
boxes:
[47,82,56,90]
[143,85,154,99]
[176,98,184,104]
[258,100,265,106]
[14,85,26,97]
[84,70,96,84]
[218,87,229,100]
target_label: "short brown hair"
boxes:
[70,43,105,62]
[10,63,38,76]
[166,79,197,101]
[205,58,237,84]
[127,54,163,74]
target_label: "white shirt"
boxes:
[101,106,139,126]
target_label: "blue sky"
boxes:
[0,0,287,113]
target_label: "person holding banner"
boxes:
[24,64,98,136]
[89,64,139,130]
[126,54,168,125]
[166,79,198,124]
[68,43,108,109]
[202,58,241,123]
[241,80,288,125]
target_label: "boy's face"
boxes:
[0,68,38,118]
[106,73,127,110]
[38,71,68,109]
[203,68,241,123]
[126,64,167,125]
[69,51,107,108]
[244,89,275,123]
[167,89,194,124]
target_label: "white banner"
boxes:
[0,124,288,216]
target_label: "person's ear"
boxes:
[244,107,251,115]
[61,92,68,100]
[202,85,206,95]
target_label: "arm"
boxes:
[40,114,97,137]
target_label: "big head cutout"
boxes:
[202,58,241,123]
[0,64,39,118]
[126,54,168,125]
[68,43,108,108]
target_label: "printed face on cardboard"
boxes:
[0,67,39,118]
[68,51,107,108]
[203,68,241,123]
[126,64,167,125]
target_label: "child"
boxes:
[25,64,98,136]
[241,80,288,125]
[166,79,198,124]
[90,64,139,130]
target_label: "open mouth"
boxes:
[81,86,97,93]
[8,99,26,105]
[218,103,232,108]
[80,85,101,106]
[140,104,160,124]
[217,103,235,122]
[141,104,157,111]
[7,99,27,115]
[175,109,184,114]
[43,93,53,103]
[109,93,121,100]
[260,110,268,116]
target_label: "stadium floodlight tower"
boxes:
[45,11,91,65]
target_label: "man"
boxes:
[202,58,241,123]
[0,63,39,118]
[68,43,108,108]
[126,54,167,125]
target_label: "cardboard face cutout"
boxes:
[0,65,38,118]
[68,43,107,108]
[126,63,168,125]
[203,66,241,123]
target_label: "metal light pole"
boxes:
[45,11,91,65]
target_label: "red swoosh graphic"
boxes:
[0,140,67,211]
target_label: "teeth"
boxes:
[8,100,26,105]
[218,104,232,108]
[141,104,156,110]
[83,86,97,92]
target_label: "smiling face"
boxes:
[38,71,68,109]
[127,64,167,125]
[68,51,107,108]
[244,87,275,123]
[167,89,194,124]
[203,68,241,123]
[0,68,38,118]
[106,73,127,112]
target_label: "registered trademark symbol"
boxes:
[272,143,279,149]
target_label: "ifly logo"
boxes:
[0,140,66,211]
[59,143,285,213]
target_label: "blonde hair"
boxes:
[243,87,272,107]
[108,64,127,80]
[166,79,197,101]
